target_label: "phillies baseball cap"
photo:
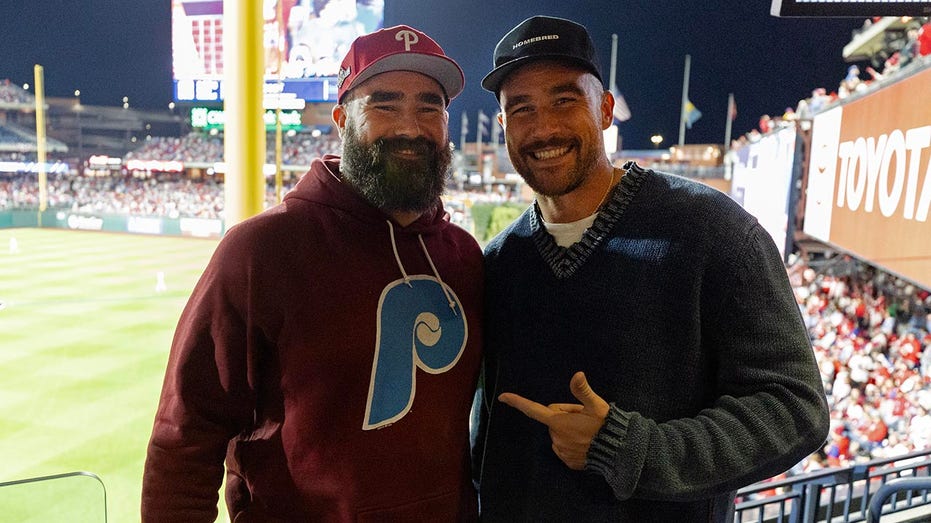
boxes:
[482,16,603,94]
[336,25,464,104]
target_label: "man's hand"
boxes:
[498,371,609,470]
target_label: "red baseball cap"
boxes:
[336,25,464,104]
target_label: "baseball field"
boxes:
[0,228,223,522]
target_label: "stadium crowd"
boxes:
[0,172,225,218]
[124,131,341,168]
[793,261,931,471]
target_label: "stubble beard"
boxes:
[340,123,451,215]
[509,137,599,198]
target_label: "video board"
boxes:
[171,0,385,104]
[771,0,931,17]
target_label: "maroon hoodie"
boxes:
[142,156,483,522]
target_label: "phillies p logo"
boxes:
[363,275,467,430]
[395,29,419,51]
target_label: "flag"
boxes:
[727,95,737,121]
[610,85,631,122]
[460,111,469,138]
[478,110,490,140]
[490,115,501,144]
[684,99,702,129]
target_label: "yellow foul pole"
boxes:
[34,65,48,226]
[275,0,284,204]
[223,0,266,228]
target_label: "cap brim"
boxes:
[347,53,464,103]
[481,54,602,94]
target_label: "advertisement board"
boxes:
[172,0,385,103]
[804,66,931,289]
[730,126,798,259]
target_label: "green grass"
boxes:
[0,229,221,522]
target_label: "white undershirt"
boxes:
[541,212,598,248]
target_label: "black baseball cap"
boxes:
[481,16,603,94]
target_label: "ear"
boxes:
[496,111,505,128]
[601,90,615,131]
[332,103,347,137]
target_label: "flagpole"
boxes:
[609,34,618,90]
[678,54,690,147]
[460,111,467,153]
[475,110,481,156]
[724,92,734,149]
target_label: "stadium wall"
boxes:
[0,210,224,238]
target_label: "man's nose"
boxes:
[394,110,423,138]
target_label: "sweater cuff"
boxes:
[586,403,631,481]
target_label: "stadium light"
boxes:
[651,134,664,148]
[122,96,129,109]
[22,83,29,91]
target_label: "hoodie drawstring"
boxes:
[418,234,459,316]
[387,220,413,287]
[386,220,459,316]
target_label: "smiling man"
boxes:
[142,25,483,522]
[472,15,830,522]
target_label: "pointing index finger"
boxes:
[498,392,555,425]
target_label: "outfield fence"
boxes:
[0,209,224,239]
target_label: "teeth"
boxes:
[533,146,570,160]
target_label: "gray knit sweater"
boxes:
[475,162,830,522]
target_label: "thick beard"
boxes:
[340,124,451,215]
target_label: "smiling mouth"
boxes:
[531,145,572,161]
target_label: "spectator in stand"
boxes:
[473,15,829,522]
[838,65,864,99]
[141,25,483,521]
[759,113,774,133]
[900,26,923,68]
[917,18,931,57]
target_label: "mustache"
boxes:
[519,137,578,156]
[373,136,437,157]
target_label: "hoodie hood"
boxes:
[284,155,451,235]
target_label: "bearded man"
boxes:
[142,25,483,522]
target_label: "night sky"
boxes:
[0,1,863,150]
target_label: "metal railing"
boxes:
[735,448,931,523]
[866,476,931,523]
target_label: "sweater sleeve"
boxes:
[141,239,260,522]
[586,223,831,501]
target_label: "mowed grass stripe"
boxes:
[0,228,219,522]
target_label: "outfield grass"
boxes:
[0,228,221,522]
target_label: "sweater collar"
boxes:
[529,161,648,279]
